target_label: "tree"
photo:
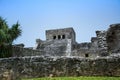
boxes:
[0,17,22,58]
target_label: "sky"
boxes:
[0,0,120,47]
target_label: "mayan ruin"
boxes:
[12,23,120,58]
[0,24,120,80]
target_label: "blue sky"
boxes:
[0,0,120,47]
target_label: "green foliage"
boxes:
[22,77,120,80]
[0,17,22,58]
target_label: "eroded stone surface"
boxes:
[0,56,120,79]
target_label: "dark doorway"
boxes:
[58,35,61,39]
[85,54,89,57]
[62,35,65,39]
[53,36,56,39]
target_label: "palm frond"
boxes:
[9,22,22,41]
[0,17,22,58]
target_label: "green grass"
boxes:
[22,77,120,80]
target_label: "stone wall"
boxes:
[12,46,44,57]
[107,24,120,53]
[35,39,70,56]
[0,56,120,79]
[12,39,69,57]
[96,31,107,48]
[91,37,99,50]
[72,49,99,58]
[72,42,100,58]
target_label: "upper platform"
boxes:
[46,27,76,43]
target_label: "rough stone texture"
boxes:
[91,37,99,50]
[0,70,14,80]
[107,24,120,53]
[72,42,98,58]
[96,30,108,56]
[12,46,44,57]
[0,56,120,79]
[36,40,68,56]
[96,30,107,50]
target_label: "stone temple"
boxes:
[35,27,75,56]
[34,27,106,58]
[13,23,120,58]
